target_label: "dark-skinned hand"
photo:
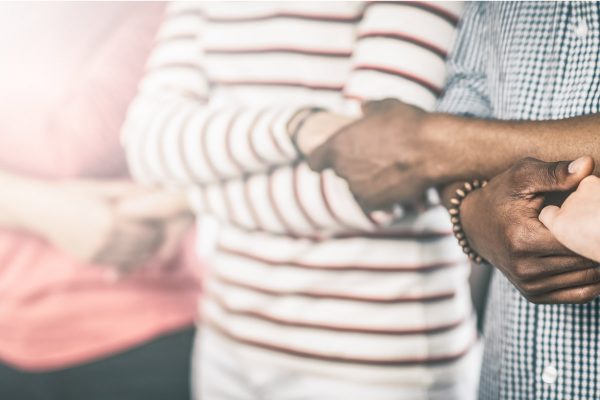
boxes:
[307,98,447,212]
[460,156,600,304]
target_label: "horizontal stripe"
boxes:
[212,271,457,304]
[156,33,198,45]
[335,230,452,240]
[205,46,352,58]
[353,64,442,96]
[215,222,465,267]
[206,317,474,367]
[218,244,461,273]
[213,79,344,92]
[205,3,458,27]
[209,289,469,335]
[367,2,460,26]
[358,31,447,59]
[206,11,363,24]
[212,249,469,302]
[168,7,205,20]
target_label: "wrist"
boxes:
[448,179,488,263]
[287,108,324,139]
[294,111,354,156]
[458,187,488,259]
[420,113,467,183]
[426,114,537,182]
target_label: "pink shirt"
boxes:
[0,2,201,371]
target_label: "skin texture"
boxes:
[0,169,192,274]
[304,98,600,304]
[308,98,600,210]
[459,156,600,304]
[289,109,355,155]
[540,174,600,263]
[308,100,441,211]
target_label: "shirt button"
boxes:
[575,19,589,38]
[542,364,558,384]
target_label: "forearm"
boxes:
[428,112,600,184]
[189,162,377,236]
[123,94,312,187]
[0,169,57,234]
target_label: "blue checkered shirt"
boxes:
[438,2,600,399]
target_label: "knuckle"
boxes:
[574,286,599,304]
[583,267,600,284]
[543,162,560,185]
[505,225,531,255]
[514,157,537,171]
[379,98,397,110]
[511,158,541,182]
[519,281,543,297]
[512,260,533,280]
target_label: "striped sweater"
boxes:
[122,1,474,387]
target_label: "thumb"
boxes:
[361,100,384,115]
[361,98,398,115]
[539,204,560,230]
[525,156,594,194]
[307,138,334,172]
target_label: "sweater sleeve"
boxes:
[188,162,377,237]
[121,3,308,188]
[343,1,463,113]
[183,2,464,236]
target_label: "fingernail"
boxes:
[569,157,587,174]
[370,210,394,225]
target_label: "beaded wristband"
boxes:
[448,179,488,264]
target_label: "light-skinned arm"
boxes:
[0,168,192,273]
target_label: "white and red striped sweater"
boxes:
[123,1,475,387]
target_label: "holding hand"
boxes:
[39,180,192,275]
[540,165,600,263]
[289,109,355,156]
[307,99,450,211]
[460,156,600,304]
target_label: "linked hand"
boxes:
[307,99,449,211]
[460,156,600,304]
[540,161,600,263]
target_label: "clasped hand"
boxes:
[42,180,193,276]
[296,102,600,305]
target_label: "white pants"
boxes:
[192,327,481,400]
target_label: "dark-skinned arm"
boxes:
[308,98,600,211]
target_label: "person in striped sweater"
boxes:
[122,2,478,399]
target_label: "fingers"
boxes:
[539,205,560,230]
[95,221,163,270]
[307,138,334,172]
[528,282,600,304]
[156,214,194,263]
[505,218,575,258]
[360,98,401,115]
[517,156,594,195]
[350,168,418,212]
[520,265,600,296]
[116,190,192,221]
[71,180,150,200]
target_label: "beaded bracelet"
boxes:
[448,179,488,264]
